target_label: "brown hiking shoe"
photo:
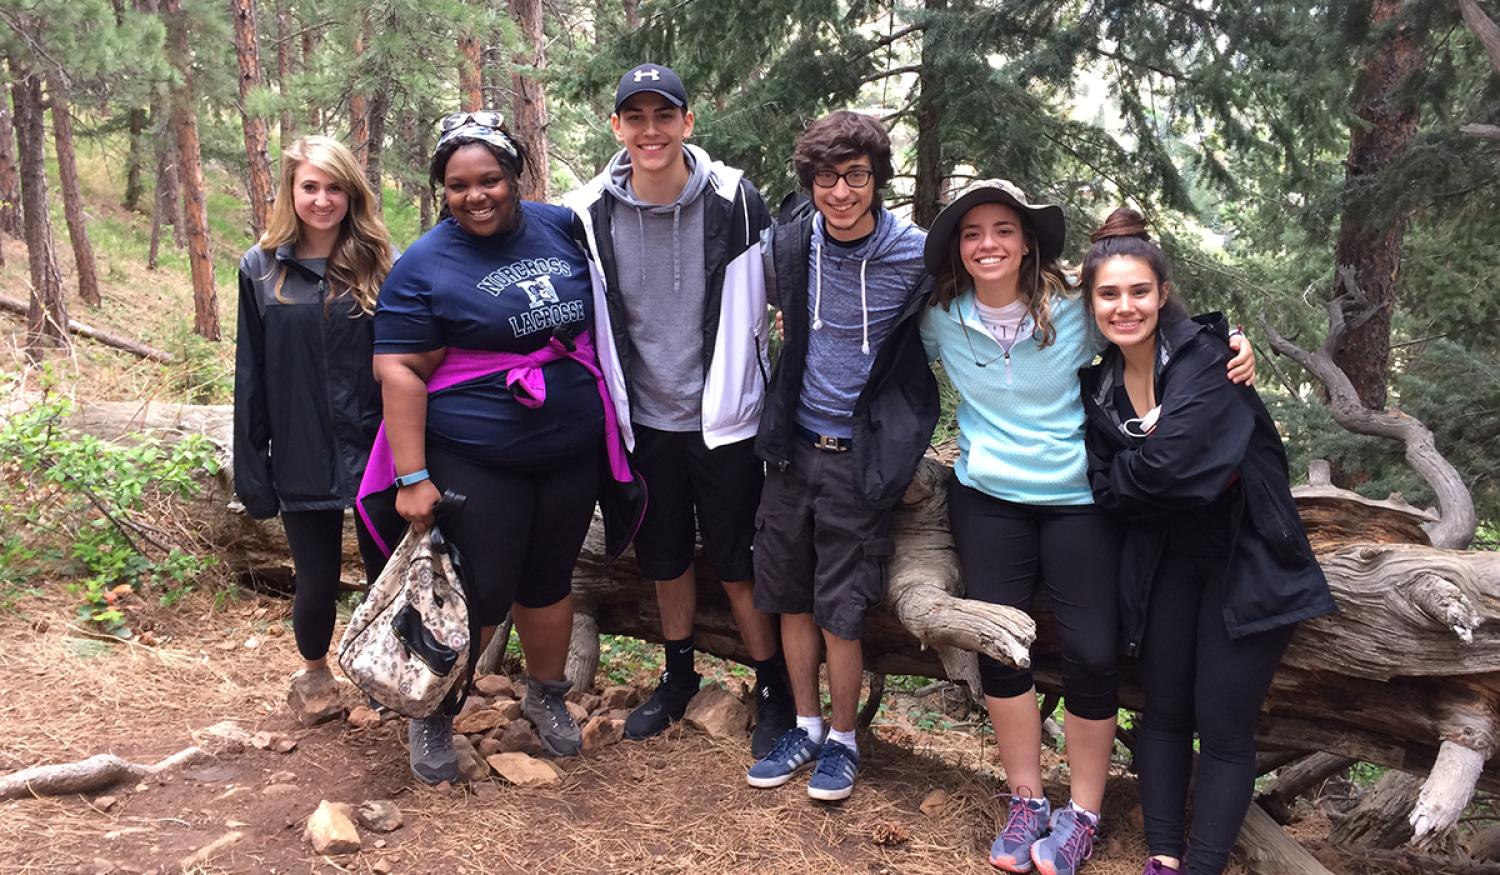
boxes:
[287,668,345,727]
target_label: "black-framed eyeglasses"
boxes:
[812,168,873,189]
[440,110,505,133]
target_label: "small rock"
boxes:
[606,709,633,722]
[456,696,491,718]
[250,731,298,753]
[494,719,544,755]
[266,624,285,637]
[581,717,624,754]
[371,860,392,874]
[287,670,345,727]
[473,674,517,698]
[485,753,562,787]
[578,694,602,714]
[347,706,382,730]
[454,709,506,735]
[373,838,387,849]
[94,795,118,811]
[494,700,522,721]
[565,701,589,725]
[919,788,949,816]
[266,770,297,784]
[303,800,361,855]
[683,685,749,739]
[452,735,491,784]
[262,784,299,796]
[477,737,503,757]
[243,636,260,650]
[600,686,640,711]
[355,799,403,833]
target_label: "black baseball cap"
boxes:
[614,64,688,113]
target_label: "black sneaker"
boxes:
[750,678,796,758]
[624,670,701,740]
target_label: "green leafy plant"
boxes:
[0,380,221,633]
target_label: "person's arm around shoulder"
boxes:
[1094,335,1256,514]
[232,259,278,519]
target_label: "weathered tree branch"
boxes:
[0,293,176,363]
[1458,0,1500,74]
[0,746,207,800]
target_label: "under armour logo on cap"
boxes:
[615,63,688,112]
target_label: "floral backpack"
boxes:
[338,495,476,719]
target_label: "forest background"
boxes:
[1,0,1497,536]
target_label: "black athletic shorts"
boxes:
[629,425,762,582]
[752,437,894,640]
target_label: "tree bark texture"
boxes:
[458,34,484,112]
[231,0,275,237]
[164,0,222,340]
[507,0,550,201]
[364,87,387,197]
[912,0,946,228]
[349,24,369,172]
[274,0,296,142]
[302,24,320,131]
[0,294,176,362]
[0,79,20,239]
[1328,0,1423,410]
[46,75,102,307]
[9,68,69,358]
[123,107,149,212]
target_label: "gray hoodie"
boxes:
[606,145,712,431]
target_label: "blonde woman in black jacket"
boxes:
[233,136,395,725]
[1078,209,1335,875]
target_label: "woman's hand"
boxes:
[1227,333,1256,386]
[395,478,441,531]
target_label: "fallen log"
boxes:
[0,292,177,363]
[0,746,207,800]
[61,400,1500,848]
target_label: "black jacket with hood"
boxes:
[233,244,383,519]
[1080,312,1335,654]
[755,194,940,509]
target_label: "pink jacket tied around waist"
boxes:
[357,330,633,556]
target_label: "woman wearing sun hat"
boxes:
[919,180,1256,875]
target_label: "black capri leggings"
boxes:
[425,443,600,626]
[282,508,387,661]
[1137,549,1295,875]
[947,478,1122,720]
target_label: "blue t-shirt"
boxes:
[374,202,603,464]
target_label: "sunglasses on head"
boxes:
[440,110,505,133]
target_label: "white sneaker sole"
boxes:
[807,782,854,801]
[746,760,812,788]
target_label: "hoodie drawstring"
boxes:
[812,243,824,331]
[672,204,682,300]
[859,258,870,356]
[812,243,873,356]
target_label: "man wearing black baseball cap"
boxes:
[565,65,794,757]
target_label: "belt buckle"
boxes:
[815,434,843,452]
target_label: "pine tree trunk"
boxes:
[458,34,483,111]
[508,0,549,201]
[912,0,945,228]
[164,0,222,340]
[0,77,22,239]
[1328,0,1423,410]
[350,25,369,172]
[123,108,149,212]
[10,69,69,358]
[364,89,386,198]
[231,0,275,237]
[46,76,102,307]
[302,24,320,131]
[622,0,640,29]
[275,0,296,142]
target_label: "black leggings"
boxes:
[947,479,1122,720]
[425,444,600,626]
[282,508,387,661]
[1137,550,1295,875]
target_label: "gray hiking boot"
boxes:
[522,676,582,757]
[407,713,458,785]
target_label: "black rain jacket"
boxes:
[755,195,940,509]
[1080,313,1335,654]
[233,244,383,519]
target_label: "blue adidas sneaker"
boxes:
[747,727,821,788]
[806,739,859,801]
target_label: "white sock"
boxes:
[796,714,827,744]
[1068,799,1100,825]
[826,728,857,755]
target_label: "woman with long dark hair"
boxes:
[233,135,393,726]
[1079,208,1334,875]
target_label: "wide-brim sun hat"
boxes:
[923,178,1066,274]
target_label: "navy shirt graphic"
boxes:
[375,202,603,463]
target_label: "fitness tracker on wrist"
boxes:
[394,468,430,489]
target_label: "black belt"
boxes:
[795,425,852,453]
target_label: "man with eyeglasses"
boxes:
[564,64,796,757]
[747,111,940,802]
